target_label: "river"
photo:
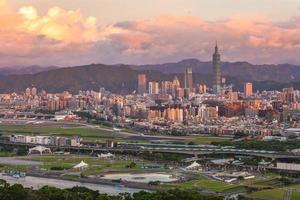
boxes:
[0,173,144,195]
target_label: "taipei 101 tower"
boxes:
[212,42,221,94]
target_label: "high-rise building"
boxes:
[184,68,193,91]
[244,82,253,97]
[31,87,37,96]
[137,74,146,95]
[212,43,221,94]
[161,81,173,95]
[149,81,160,95]
[282,87,296,104]
[183,88,190,99]
[172,76,181,97]
[173,76,180,88]
[197,84,207,94]
[25,88,31,96]
[228,91,239,101]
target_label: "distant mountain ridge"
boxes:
[0,59,299,93]
[0,65,59,75]
[132,59,300,83]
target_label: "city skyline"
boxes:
[2,1,300,199]
[1,0,300,67]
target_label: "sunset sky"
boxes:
[1,0,300,67]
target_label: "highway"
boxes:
[0,118,189,142]
[1,141,300,159]
[0,119,299,159]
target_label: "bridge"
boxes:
[1,141,300,159]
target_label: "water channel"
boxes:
[0,173,144,195]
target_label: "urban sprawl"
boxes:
[1,45,300,200]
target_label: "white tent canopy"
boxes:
[28,145,52,155]
[186,161,201,170]
[73,161,88,170]
[97,153,115,159]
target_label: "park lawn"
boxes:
[0,125,118,138]
[163,176,242,193]
[81,137,145,144]
[0,163,33,171]
[42,162,74,170]
[80,160,136,176]
[0,151,15,157]
[248,188,284,200]
[164,176,278,194]
[291,192,300,200]
[24,155,137,175]
[185,136,232,144]
[247,184,300,200]
[240,176,281,189]
[62,174,80,180]
[24,155,104,165]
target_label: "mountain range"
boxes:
[0,65,58,76]
[0,59,299,94]
[132,59,300,83]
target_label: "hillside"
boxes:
[0,65,58,75]
[133,59,300,83]
[0,59,299,93]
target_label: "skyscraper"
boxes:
[184,67,193,91]
[148,81,159,95]
[137,74,146,95]
[172,76,181,97]
[212,43,221,94]
[161,81,173,95]
[244,82,253,97]
[172,76,180,89]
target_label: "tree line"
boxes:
[0,179,225,200]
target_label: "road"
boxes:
[1,141,300,159]
[0,119,193,142]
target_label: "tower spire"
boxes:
[212,42,221,94]
[215,40,218,52]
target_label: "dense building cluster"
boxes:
[0,45,300,139]
[0,135,81,147]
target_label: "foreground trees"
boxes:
[0,180,222,200]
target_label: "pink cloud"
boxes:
[1,0,300,66]
[105,15,300,64]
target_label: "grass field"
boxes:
[0,151,15,157]
[0,124,234,145]
[23,155,144,176]
[163,176,244,193]
[247,184,300,200]
[186,136,232,144]
[0,125,119,138]
[163,173,281,194]
[0,163,33,171]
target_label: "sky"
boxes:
[1,0,300,67]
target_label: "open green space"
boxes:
[248,188,284,200]
[247,184,300,200]
[0,151,15,157]
[0,125,119,138]
[212,139,300,151]
[0,124,234,145]
[186,136,232,145]
[0,163,33,171]
[163,174,281,194]
[62,174,81,180]
[163,176,244,193]
[22,155,148,176]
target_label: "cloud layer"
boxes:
[1,0,300,66]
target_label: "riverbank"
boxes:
[27,172,157,191]
[0,173,145,195]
